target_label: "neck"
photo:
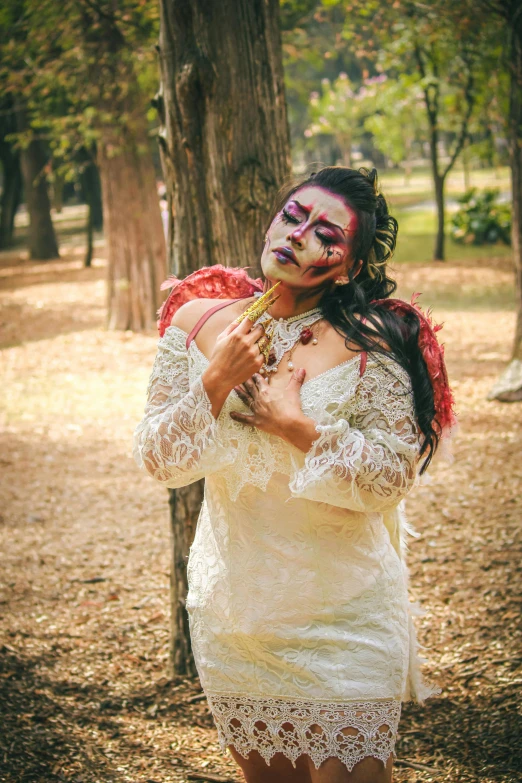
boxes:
[261,278,324,320]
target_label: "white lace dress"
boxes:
[132,323,440,772]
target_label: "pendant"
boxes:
[300,327,313,345]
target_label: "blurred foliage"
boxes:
[0,0,513,201]
[282,1,509,176]
[0,0,160,182]
[450,188,512,246]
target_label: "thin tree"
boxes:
[157,0,292,675]
[477,0,522,401]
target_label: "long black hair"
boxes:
[264,165,438,474]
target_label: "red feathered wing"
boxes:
[372,293,457,437]
[157,264,263,337]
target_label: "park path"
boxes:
[0,242,520,782]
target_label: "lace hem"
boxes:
[206,692,402,772]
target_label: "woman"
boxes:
[133,166,455,783]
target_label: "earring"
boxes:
[264,233,269,243]
[334,278,348,285]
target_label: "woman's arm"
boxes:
[286,357,422,512]
[132,326,236,488]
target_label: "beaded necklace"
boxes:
[251,292,324,379]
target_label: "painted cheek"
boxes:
[312,248,344,268]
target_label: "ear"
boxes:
[338,258,363,285]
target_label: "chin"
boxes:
[261,256,300,285]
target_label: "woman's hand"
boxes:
[206,309,267,391]
[229,369,307,439]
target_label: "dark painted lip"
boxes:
[273,246,299,266]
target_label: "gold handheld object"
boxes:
[233,280,281,325]
[234,281,281,363]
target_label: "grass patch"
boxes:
[391,208,513,265]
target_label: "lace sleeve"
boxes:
[288,357,422,512]
[132,326,235,488]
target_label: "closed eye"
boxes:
[282,208,300,224]
[282,209,336,246]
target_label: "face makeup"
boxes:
[261,185,359,290]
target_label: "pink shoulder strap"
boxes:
[185,297,249,350]
[186,299,368,374]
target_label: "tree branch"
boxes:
[442,58,475,179]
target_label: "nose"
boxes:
[287,225,305,246]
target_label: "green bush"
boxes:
[450,188,511,245]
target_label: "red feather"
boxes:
[157,265,457,449]
[157,264,263,337]
[371,294,458,438]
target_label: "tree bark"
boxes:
[433,172,445,261]
[158,0,291,675]
[0,146,22,249]
[168,482,201,677]
[158,0,291,279]
[15,106,60,261]
[97,120,167,331]
[79,158,103,231]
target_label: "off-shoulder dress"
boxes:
[132,314,439,772]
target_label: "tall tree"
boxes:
[475,0,522,401]
[15,103,60,260]
[3,0,167,329]
[0,99,22,249]
[0,3,60,259]
[341,0,482,260]
[157,0,292,674]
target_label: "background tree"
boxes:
[340,0,484,261]
[468,0,522,401]
[2,0,166,329]
[305,72,371,166]
[0,97,22,250]
[0,3,60,260]
[158,0,292,675]
[363,75,427,183]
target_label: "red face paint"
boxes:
[261,185,359,288]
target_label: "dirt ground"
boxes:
[0,237,520,783]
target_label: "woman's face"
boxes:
[261,185,360,290]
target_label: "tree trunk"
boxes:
[158,0,291,675]
[158,0,291,279]
[80,159,103,231]
[97,121,167,331]
[0,148,22,249]
[85,197,93,268]
[462,140,471,191]
[433,172,445,261]
[15,106,60,261]
[488,16,522,401]
[168,482,201,677]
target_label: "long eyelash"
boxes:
[316,233,335,246]
[282,208,335,246]
[282,208,299,224]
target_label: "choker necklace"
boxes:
[254,305,324,378]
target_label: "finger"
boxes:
[222,302,259,334]
[246,323,266,345]
[233,386,251,405]
[230,411,256,426]
[242,378,256,396]
[252,373,265,388]
[286,368,306,387]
